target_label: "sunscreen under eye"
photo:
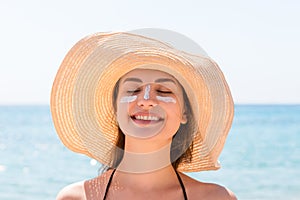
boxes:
[120,95,137,103]
[156,96,176,103]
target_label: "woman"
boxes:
[51,29,237,199]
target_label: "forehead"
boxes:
[120,68,178,84]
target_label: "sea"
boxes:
[0,105,299,200]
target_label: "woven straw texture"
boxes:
[50,32,234,172]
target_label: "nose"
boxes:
[137,85,158,109]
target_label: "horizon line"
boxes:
[0,103,300,106]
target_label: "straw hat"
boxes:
[50,30,234,172]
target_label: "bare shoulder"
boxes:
[180,173,237,200]
[56,181,86,200]
[201,182,237,200]
[83,170,115,200]
[56,170,114,200]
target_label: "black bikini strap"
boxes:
[103,168,188,200]
[103,168,116,200]
[175,170,188,200]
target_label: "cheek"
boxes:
[168,108,183,124]
[117,101,130,115]
[168,96,185,115]
[116,99,137,126]
[116,99,127,122]
[163,115,181,138]
[165,103,183,125]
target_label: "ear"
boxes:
[181,111,187,124]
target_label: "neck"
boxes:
[115,165,179,190]
[112,136,183,193]
[117,141,172,173]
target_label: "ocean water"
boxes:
[0,105,299,199]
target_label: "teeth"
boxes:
[135,115,159,121]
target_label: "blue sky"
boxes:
[0,0,299,104]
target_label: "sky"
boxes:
[0,0,299,105]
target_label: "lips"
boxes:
[130,113,163,125]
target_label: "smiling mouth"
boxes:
[130,114,163,125]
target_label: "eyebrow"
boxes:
[123,78,142,83]
[155,78,176,84]
[123,77,176,84]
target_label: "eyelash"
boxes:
[126,89,141,93]
[157,90,172,94]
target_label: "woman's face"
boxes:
[116,68,187,140]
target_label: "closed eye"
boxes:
[157,90,172,94]
[127,89,141,94]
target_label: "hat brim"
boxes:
[51,32,234,172]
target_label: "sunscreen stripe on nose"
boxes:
[144,85,150,100]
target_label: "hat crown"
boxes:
[128,28,208,56]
